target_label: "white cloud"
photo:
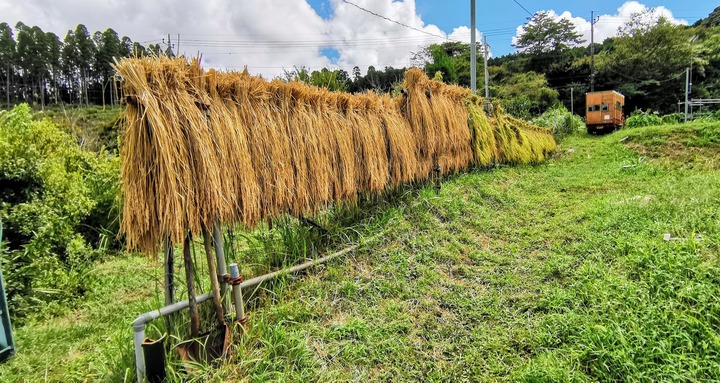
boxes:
[0,0,479,78]
[512,1,687,51]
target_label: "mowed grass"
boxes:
[2,121,719,382]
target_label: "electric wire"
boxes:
[340,0,452,41]
[512,0,534,17]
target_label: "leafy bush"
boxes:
[493,71,559,119]
[0,104,120,322]
[501,95,536,120]
[626,110,663,128]
[692,111,720,123]
[661,113,683,124]
[532,104,584,139]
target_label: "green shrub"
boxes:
[532,104,584,139]
[625,110,663,128]
[500,95,536,120]
[0,104,120,322]
[692,111,720,123]
[661,113,683,124]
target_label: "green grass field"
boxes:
[1,122,719,382]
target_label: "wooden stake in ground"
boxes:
[202,224,225,325]
[183,233,200,338]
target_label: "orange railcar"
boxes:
[585,91,624,134]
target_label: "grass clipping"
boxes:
[114,57,556,254]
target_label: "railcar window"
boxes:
[588,105,600,112]
[602,104,609,111]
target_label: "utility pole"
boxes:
[685,36,699,122]
[590,11,599,92]
[483,36,490,101]
[571,87,574,115]
[177,33,180,57]
[470,0,477,93]
[163,34,175,57]
[685,67,690,122]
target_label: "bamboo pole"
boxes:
[202,224,225,324]
[182,233,200,338]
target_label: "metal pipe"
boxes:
[133,292,212,382]
[483,35,490,101]
[239,243,358,291]
[684,67,690,123]
[132,241,364,382]
[470,0,476,93]
[229,264,245,320]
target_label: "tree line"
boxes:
[423,7,720,116]
[0,22,172,108]
[294,6,720,118]
[3,5,720,116]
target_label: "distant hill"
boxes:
[694,6,720,28]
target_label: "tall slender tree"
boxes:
[45,32,61,104]
[94,28,121,107]
[0,22,15,105]
[61,29,80,103]
[74,24,96,105]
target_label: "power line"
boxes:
[512,0,534,18]
[341,0,450,41]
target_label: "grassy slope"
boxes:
[1,122,719,382]
[218,123,719,382]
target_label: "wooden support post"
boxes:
[183,233,200,338]
[164,237,174,306]
[212,220,228,299]
[202,224,225,325]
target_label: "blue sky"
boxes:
[308,0,715,57]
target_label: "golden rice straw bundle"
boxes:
[115,56,555,254]
[348,94,390,194]
[117,57,227,252]
[505,115,556,162]
[432,82,474,173]
[302,87,335,209]
[467,96,497,166]
[398,68,437,177]
[206,70,260,225]
[379,95,418,185]
[488,101,556,165]
[326,92,358,202]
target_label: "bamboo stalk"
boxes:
[182,232,200,338]
[202,224,225,325]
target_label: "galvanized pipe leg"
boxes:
[228,263,247,325]
[133,322,146,383]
